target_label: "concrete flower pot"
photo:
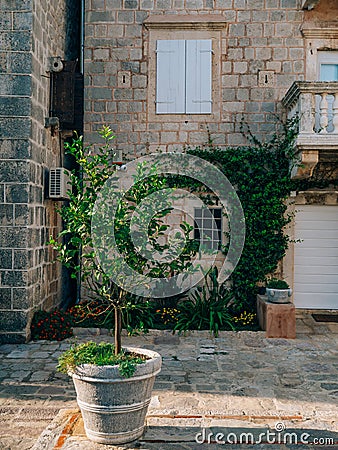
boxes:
[70,347,162,444]
[266,287,292,304]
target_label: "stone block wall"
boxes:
[0,0,71,343]
[84,0,305,154]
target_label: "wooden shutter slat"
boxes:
[156,40,186,114]
[185,40,212,114]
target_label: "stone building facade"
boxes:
[0,0,337,342]
[83,0,338,310]
[0,0,81,343]
[84,0,307,153]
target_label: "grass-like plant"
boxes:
[174,266,235,336]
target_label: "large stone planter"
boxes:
[266,287,292,304]
[70,347,162,444]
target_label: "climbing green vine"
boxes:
[175,118,299,310]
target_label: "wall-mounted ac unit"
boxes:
[49,168,70,199]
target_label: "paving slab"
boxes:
[31,409,338,450]
[0,316,337,449]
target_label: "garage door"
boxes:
[294,205,338,309]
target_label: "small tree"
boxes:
[49,126,198,354]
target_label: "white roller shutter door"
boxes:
[294,205,338,309]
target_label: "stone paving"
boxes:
[0,315,338,449]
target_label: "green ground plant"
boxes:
[174,267,235,336]
[57,341,146,378]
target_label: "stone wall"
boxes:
[0,0,72,343]
[84,0,305,154]
[30,0,69,312]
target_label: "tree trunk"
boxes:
[114,306,122,355]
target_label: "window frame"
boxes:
[146,26,223,122]
[301,26,338,81]
[317,51,338,81]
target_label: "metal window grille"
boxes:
[194,207,222,251]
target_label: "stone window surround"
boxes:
[301,24,338,80]
[144,15,228,123]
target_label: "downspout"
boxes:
[76,0,85,304]
[80,0,85,75]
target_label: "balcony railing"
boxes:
[282,81,338,178]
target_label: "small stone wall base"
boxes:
[257,294,296,339]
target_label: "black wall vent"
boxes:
[51,60,79,130]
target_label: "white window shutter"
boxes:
[156,40,186,114]
[186,40,212,114]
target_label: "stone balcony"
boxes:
[282,81,338,179]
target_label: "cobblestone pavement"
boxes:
[1,315,338,449]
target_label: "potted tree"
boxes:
[265,278,292,304]
[50,126,198,444]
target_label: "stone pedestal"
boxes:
[257,295,296,339]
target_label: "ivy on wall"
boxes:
[178,118,299,309]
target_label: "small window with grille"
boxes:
[194,207,222,251]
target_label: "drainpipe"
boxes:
[80,0,85,75]
[76,0,85,304]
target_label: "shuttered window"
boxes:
[156,39,212,114]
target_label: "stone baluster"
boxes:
[333,92,338,133]
[311,91,316,133]
[299,92,313,134]
[319,92,328,133]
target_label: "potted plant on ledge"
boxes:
[266,278,292,304]
[50,127,198,444]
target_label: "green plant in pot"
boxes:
[50,126,198,444]
[266,278,292,304]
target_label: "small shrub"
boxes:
[31,309,73,341]
[68,298,155,333]
[121,296,156,334]
[68,301,115,328]
[266,278,289,289]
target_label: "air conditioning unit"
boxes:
[49,168,70,199]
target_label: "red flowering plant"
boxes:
[30,309,73,341]
[68,301,115,329]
